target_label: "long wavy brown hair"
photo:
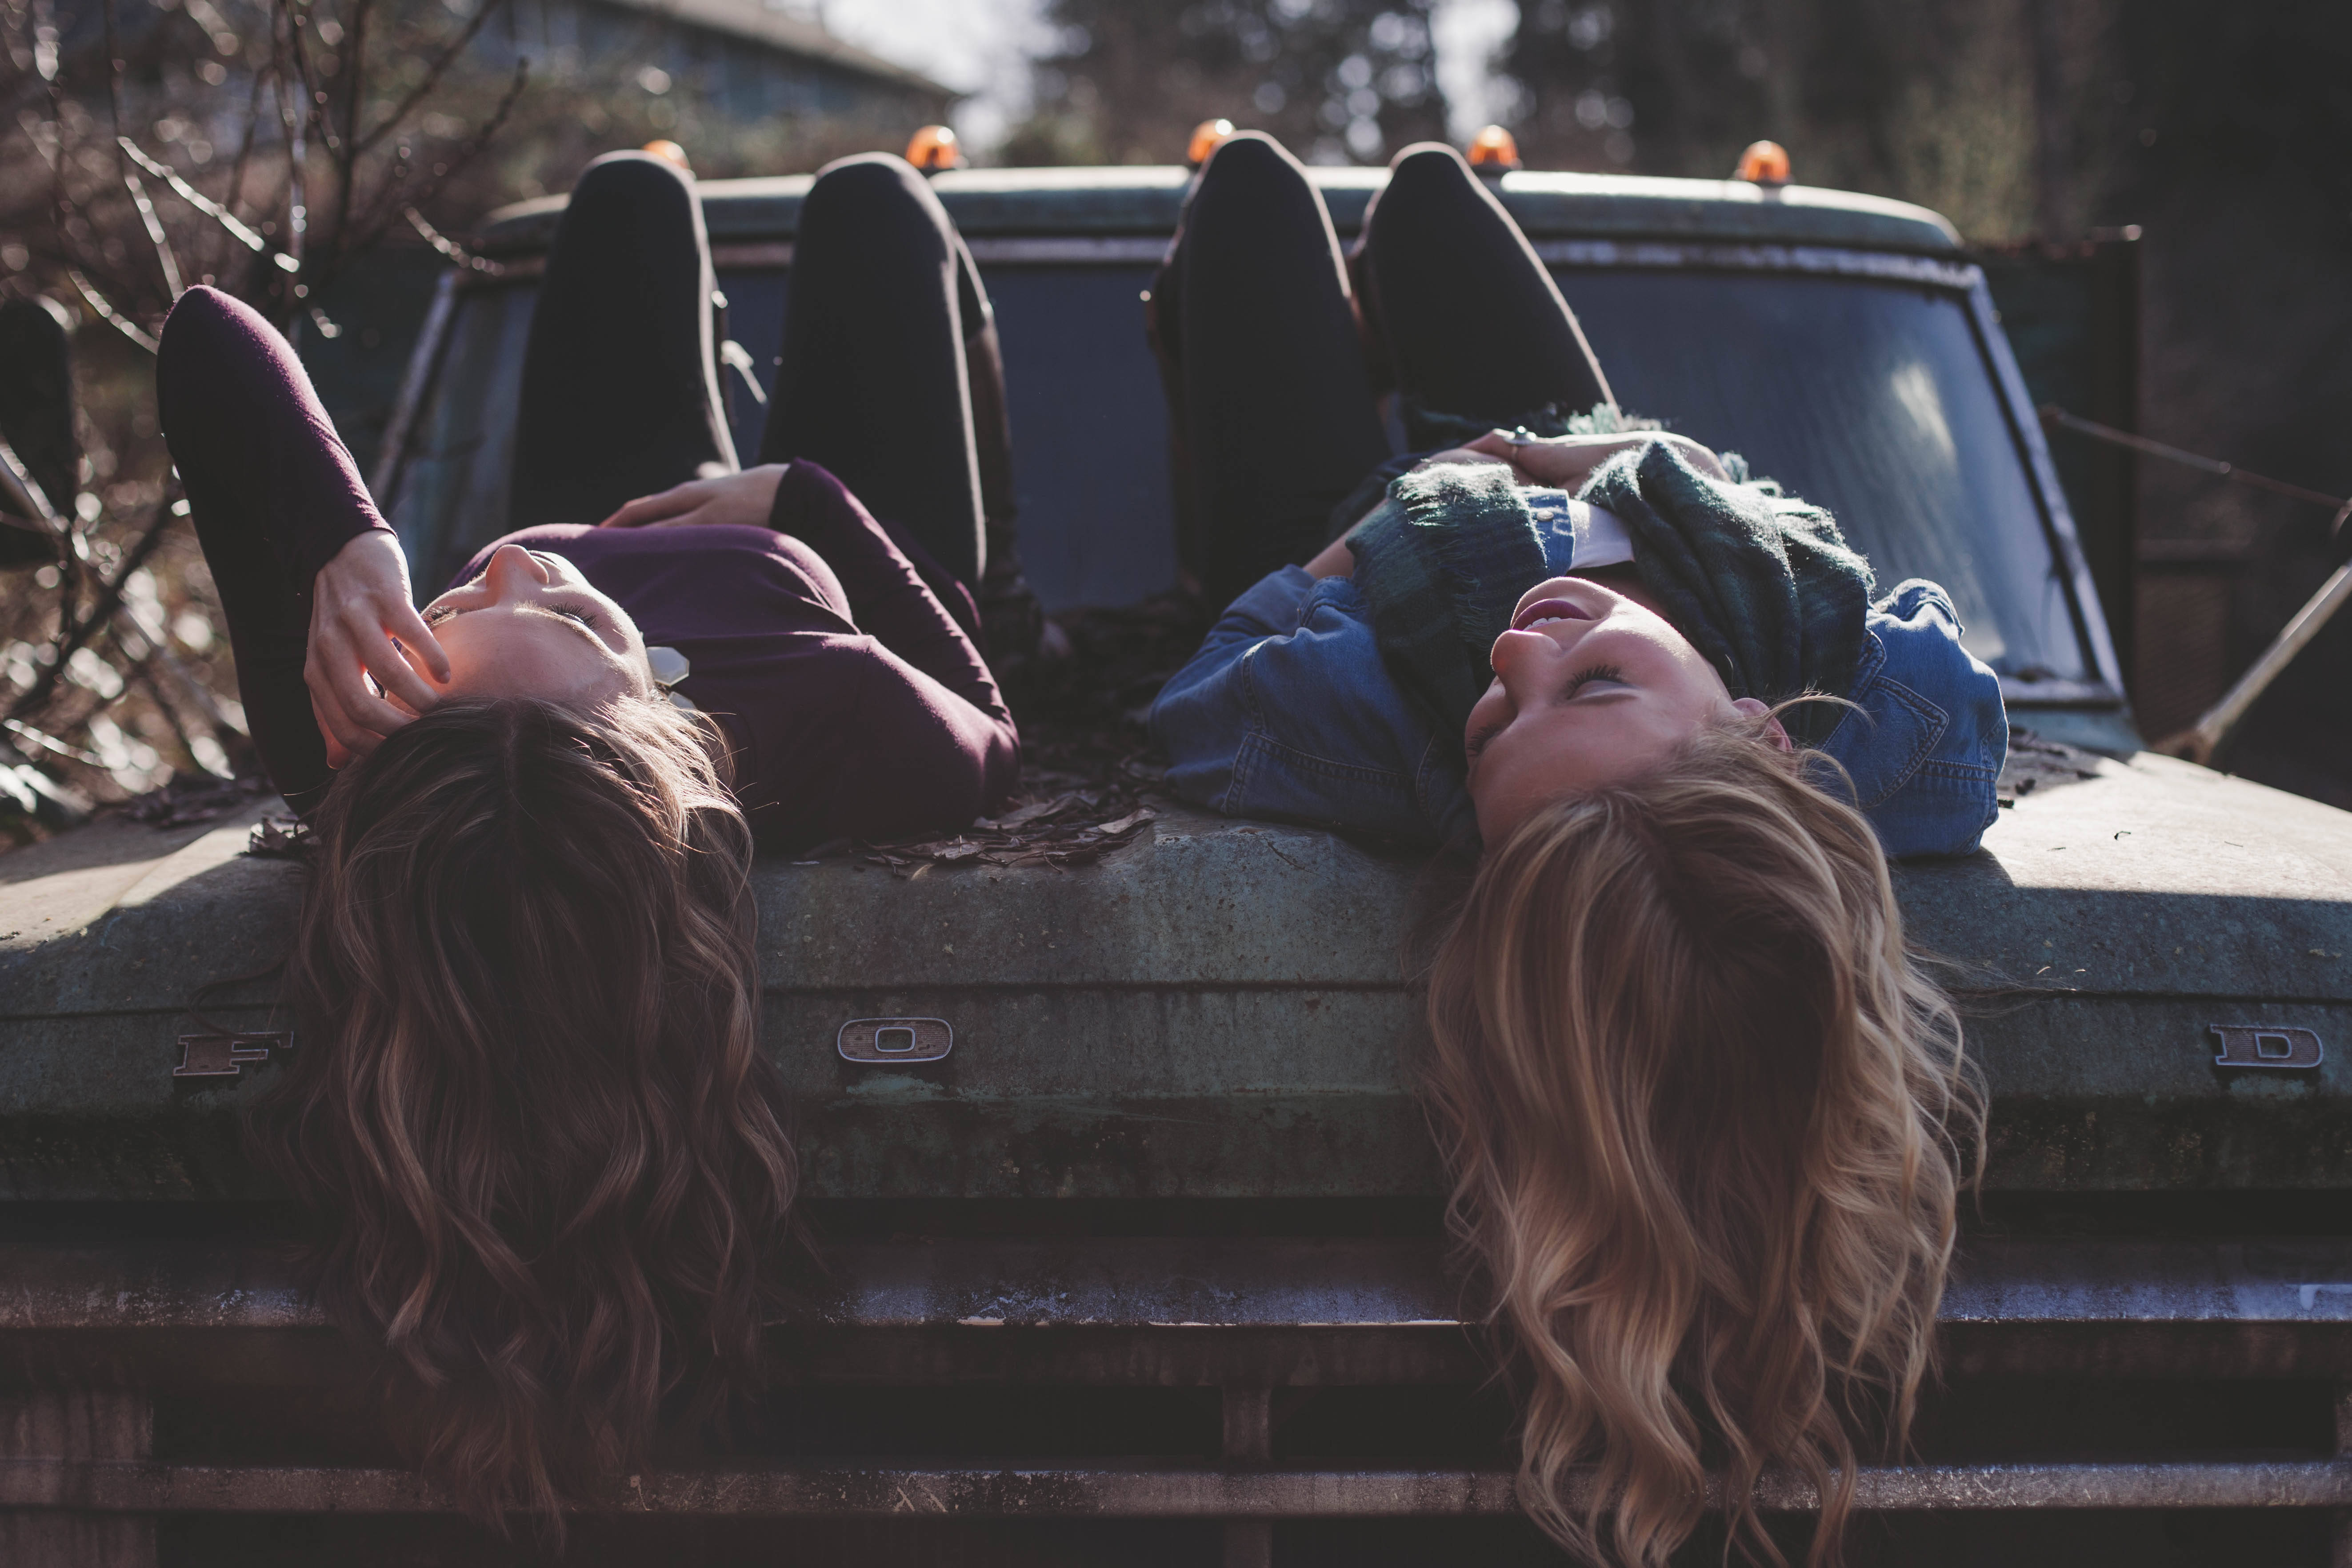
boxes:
[253,695,798,1528]
[1422,717,1982,1568]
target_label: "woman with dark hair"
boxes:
[157,150,1019,1522]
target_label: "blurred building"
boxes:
[477,0,956,125]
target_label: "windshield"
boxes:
[1556,268,2090,684]
[395,257,2096,694]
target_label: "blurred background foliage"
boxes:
[1,0,2350,840]
[1002,0,1448,168]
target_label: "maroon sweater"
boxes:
[159,286,1018,849]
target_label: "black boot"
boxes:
[0,295,78,568]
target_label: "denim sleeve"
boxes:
[1150,568,1464,843]
[1819,579,2008,858]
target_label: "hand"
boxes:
[597,464,788,530]
[1461,429,1729,488]
[1409,445,1512,474]
[1302,537,1355,579]
[306,529,449,765]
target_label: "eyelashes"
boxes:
[421,601,602,629]
[1468,663,1628,759]
[1562,662,1625,698]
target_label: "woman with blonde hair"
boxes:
[1422,727,1977,1564]
[158,149,1020,1525]
[1148,132,1995,1565]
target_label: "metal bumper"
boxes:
[3,1234,2350,1552]
[3,1456,2349,1516]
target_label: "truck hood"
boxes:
[1,751,2344,1201]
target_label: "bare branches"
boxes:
[118,136,281,261]
[350,55,526,256]
[120,164,185,297]
[332,0,374,242]
[4,492,179,728]
[0,0,539,824]
[64,268,158,351]
[404,205,501,274]
[219,52,271,272]
[352,0,513,161]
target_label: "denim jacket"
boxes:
[1151,559,2008,859]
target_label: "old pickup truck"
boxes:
[3,159,2348,1567]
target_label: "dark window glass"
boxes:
[1558,269,2091,683]
[398,259,2092,676]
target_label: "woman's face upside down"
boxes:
[1465,574,1777,843]
[416,544,652,710]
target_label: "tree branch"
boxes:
[350,56,528,253]
[350,0,512,161]
[333,0,375,245]
[4,496,179,728]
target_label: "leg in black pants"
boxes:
[512,150,1025,649]
[1353,142,1614,429]
[758,154,1002,594]
[1149,132,1390,613]
[509,152,736,531]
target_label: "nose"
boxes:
[480,543,552,599]
[1488,626,1561,704]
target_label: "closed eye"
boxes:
[423,600,605,633]
[1561,663,1626,699]
[1466,724,1501,759]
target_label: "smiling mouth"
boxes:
[1512,597,1594,632]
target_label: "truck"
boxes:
[2,154,2347,1566]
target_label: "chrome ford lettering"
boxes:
[838,1017,953,1064]
[2209,1024,2324,1070]
[172,1032,292,1079]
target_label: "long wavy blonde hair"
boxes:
[255,695,798,1532]
[1422,717,1981,1567]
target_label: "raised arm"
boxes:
[156,288,446,807]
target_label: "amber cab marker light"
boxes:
[1187,118,1236,168]
[907,124,965,172]
[642,139,691,173]
[1467,124,1521,172]
[1734,139,1791,185]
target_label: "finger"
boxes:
[365,640,443,719]
[332,606,442,719]
[598,482,706,529]
[340,668,424,740]
[1415,448,1488,470]
[310,694,357,770]
[1463,430,1518,457]
[388,600,452,684]
[304,656,378,758]
[317,619,421,739]
[365,611,447,714]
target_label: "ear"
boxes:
[1730,696,1795,752]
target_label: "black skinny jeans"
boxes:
[511,150,1012,590]
[1150,133,1613,611]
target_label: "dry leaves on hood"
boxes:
[119,773,275,830]
[856,792,1159,876]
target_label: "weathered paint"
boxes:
[8,1236,2352,1334]
[1,1456,2346,1516]
[3,751,2347,1200]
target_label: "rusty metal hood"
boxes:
[0,750,2345,1202]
